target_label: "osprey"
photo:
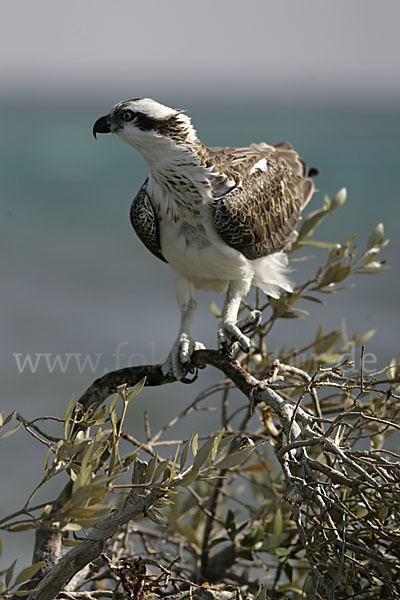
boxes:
[93,98,315,381]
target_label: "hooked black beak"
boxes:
[93,115,111,139]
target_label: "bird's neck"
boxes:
[137,137,216,206]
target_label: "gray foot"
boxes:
[162,333,205,381]
[219,310,262,355]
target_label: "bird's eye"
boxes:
[121,110,134,122]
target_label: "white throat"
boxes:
[118,129,213,204]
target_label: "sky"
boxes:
[1,0,400,103]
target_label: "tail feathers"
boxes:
[301,177,315,210]
[253,252,293,299]
[272,141,318,211]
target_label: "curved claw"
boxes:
[241,310,262,334]
[238,341,250,353]
[181,367,199,384]
[221,341,234,358]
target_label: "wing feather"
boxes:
[130,180,167,263]
[211,144,315,260]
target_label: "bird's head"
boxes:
[93,98,197,154]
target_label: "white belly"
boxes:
[159,217,253,291]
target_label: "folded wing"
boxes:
[211,142,315,260]
[130,179,167,263]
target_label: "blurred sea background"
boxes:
[1,0,399,569]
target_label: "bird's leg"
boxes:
[218,280,261,355]
[162,272,205,382]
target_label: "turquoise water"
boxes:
[1,95,399,566]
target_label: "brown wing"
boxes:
[130,180,167,263]
[211,143,315,260]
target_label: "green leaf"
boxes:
[152,458,169,483]
[208,536,229,550]
[237,548,253,561]
[354,329,376,345]
[13,562,44,588]
[0,423,21,440]
[225,509,236,540]
[242,526,264,548]
[64,504,112,519]
[63,394,75,439]
[73,441,105,491]
[123,451,138,467]
[298,240,338,249]
[109,394,119,415]
[323,194,331,210]
[314,330,341,354]
[8,523,37,532]
[86,405,107,427]
[378,505,389,523]
[146,453,158,483]
[2,410,16,429]
[318,264,350,288]
[191,434,198,457]
[110,406,117,433]
[169,445,181,480]
[283,560,293,583]
[211,429,225,462]
[355,503,368,518]
[273,507,283,535]
[127,377,146,401]
[302,295,324,304]
[43,448,52,474]
[176,467,199,487]
[387,358,397,381]
[209,300,222,318]
[180,438,191,470]
[146,507,167,527]
[87,441,108,464]
[297,208,328,239]
[366,223,384,250]
[62,538,82,547]
[60,523,82,532]
[192,435,215,471]
[56,440,74,461]
[5,560,17,588]
[254,584,268,600]
[263,533,287,551]
[71,484,108,506]
[213,445,255,470]
[331,187,347,210]
[217,433,237,453]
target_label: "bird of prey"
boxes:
[93,98,315,381]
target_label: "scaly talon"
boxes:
[181,367,199,384]
[219,310,262,354]
[162,333,205,381]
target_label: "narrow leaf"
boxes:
[63,394,75,439]
[180,438,191,470]
[6,560,17,588]
[127,377,146,401]
[14,562,44,588]
[191,433,198,457]
[192,436,215,471]
[3,409,16,428]
[0,423,21,440]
